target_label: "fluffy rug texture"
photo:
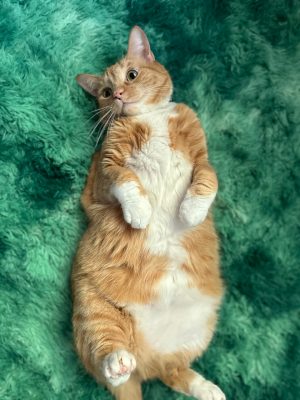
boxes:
[1,0,299,399]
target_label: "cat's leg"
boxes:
[160,367,225,400]
[100,121,152,229]
[168,104,218,227]
[80,144,152,229]
[72,279,137,387]
[179,161,218,227]
[109,373,142,400]
[80,151,101,213]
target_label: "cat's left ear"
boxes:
[127,26,155,62]
[76,74,100,97]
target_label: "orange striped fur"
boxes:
[73,26,225,400]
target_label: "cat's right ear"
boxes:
[76,74,100,97]
[127,26,155,62]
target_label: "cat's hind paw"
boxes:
[179,193,216,227]
[102,350,137,387]
[190,377,226,400]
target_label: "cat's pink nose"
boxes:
[113,88,124,99]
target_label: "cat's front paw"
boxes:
[122,195,152,229]
[102,350,136,387]
[179,193,216,227]
[112,181,152,229]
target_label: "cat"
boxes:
[72,26,226,400]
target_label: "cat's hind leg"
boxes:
[160,367,226,400]
[72,276,137,386]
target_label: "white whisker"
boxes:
[87,110,101,121]
[94,111,115,148]
[107,111,116,134]
[88,106,112,120]
[89,108,112,138]
[90,105,111,113]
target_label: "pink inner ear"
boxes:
[76,74,100,97]
[127,26,155,62]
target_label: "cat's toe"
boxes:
[102,350,136,387]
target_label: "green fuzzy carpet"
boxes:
[1,0,300,399]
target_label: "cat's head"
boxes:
[76,26,173,117]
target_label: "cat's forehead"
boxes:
[104,58,143,85]
[104,59,130,82]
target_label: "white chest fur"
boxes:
[125,103,218,354]
[127,103,192,259]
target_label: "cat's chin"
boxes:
[116,99,171,117]
[111,99,140,117]
[121,102,141,116]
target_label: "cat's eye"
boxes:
[126,69,138,81]
[102,88,112,98]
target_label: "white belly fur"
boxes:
[126,103,218,354]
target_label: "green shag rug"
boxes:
[1,0,299,399]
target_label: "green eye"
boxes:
[127,69,138,81]
[102,87,112,98]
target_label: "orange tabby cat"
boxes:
[72,26,225,400]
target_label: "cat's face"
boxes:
[94,57,172,117]
[77,26,173,117]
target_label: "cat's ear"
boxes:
[127,26,155,62]
[76,74,100,97]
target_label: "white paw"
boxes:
[190,377,226,400]
[122,195,152,229]
[112,181,152,229]
[179,193,216,227]
[102,350,136,387]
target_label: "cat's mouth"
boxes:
[114,98,139,115]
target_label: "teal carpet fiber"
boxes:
[1,0,299,399]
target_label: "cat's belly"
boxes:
[127,269,219,354]
[126,106,218,354]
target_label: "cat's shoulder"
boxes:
[172,102,197,116]
[170,103,202,127]
[169,103,204,137]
